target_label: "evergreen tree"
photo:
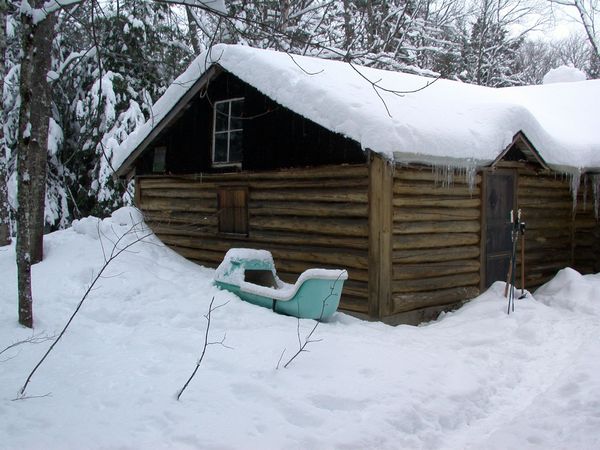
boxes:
[55,0,192,221]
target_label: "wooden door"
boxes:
[483,170,516,288]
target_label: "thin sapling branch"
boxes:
[280,271,346,369]
[16,221,152,398]
[177,297,230,400]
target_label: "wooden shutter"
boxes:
[218,188,248,235]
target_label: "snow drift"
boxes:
[1,209,599,448]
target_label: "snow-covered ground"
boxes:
[1,208,599,449]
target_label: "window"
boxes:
[213,98,244,166]
[152,146,166,173]
[217,188,248,235]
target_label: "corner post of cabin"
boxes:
[368,151,393,319]
[128,169,141,208]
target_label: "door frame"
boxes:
[480,167,518,291]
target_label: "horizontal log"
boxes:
[138,164,368,183]
[394,233,479,250]
[392,272,479,293]
[140,177,369,191]
[524,239,571,251]
[141,188,215,200]
[574,234,597,246]
[251,189,368,203]
[518,199,574,210]
[272,261,368,283]
[574,217,599,228]
[166,245,225,266]
[339,296,369,313]
[524,230,574,242]
[151,225,369,251]
[163,244,369,283]
[518,176,570,189]
[393,246,480,263]
[250,229,368,251]
[525,262,566,276]
[392,286,480,314]
[394,169,481,185]
[525,218,576,230]
[144,212,217,228]
[141,197,216,213]
[519,187,572,199]
[394,220,479,235]
[247,178,369,190]
[251,216,368,237]
[521,208,572,219]
[158,235,369,271]
[140,180,218,190]
[394,259,480,280]
[393,197,481,209]
[249,201,368,218]
[394,183,479,197]
[524,253,571,266]
[394,208,480,222]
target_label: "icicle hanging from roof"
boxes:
[592,174,600,219]
[431,161,478,192]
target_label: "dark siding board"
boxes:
[135,72,366,176]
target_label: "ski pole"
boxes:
[519,219,526,299]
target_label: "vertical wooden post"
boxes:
[368,151,393,319]
[133,173,142,208]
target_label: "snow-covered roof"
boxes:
[115,44,600,175]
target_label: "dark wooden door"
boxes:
[484,170,516,288]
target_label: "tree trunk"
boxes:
[185,6,202,54]
[16,2,55,327]
[0,0,10,246]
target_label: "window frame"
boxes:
[152,146,167,173]
[212,97,244,167]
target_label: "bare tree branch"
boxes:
[16,220,153,398]
[177,297,230,400]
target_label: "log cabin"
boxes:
[115,44,600,324]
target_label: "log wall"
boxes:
[517,172,599,289]
[572,176,600,275]
[137,165,370,313]
[391,168,482,319]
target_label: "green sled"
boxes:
[214,249,348,320]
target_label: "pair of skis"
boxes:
[504,209,526,314]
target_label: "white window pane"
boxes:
[229,131,243,162]
[214,133,228,163]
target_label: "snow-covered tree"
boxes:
[0,0,10,245]
[549,0,599,60]
[55,0,192,220]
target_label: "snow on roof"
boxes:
[114,44,600,174]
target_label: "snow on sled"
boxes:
[214,249,348,320]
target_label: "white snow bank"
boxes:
[72,206,145,240]
[115,44,600,174]
[214,248,348,301]
[1,216,600,449]
[543,65,587,84]
[534,267,600,316]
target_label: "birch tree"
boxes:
[16,0,56,327]
[550,0,599,57]
[0,0,10,246]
